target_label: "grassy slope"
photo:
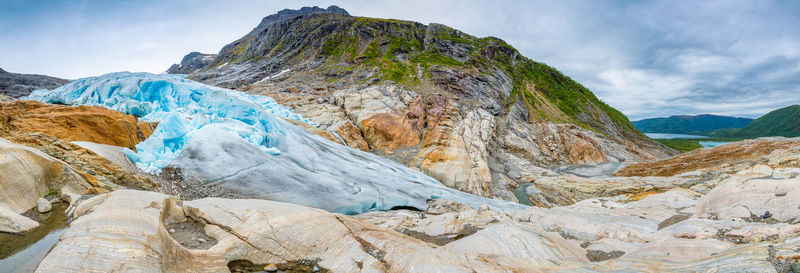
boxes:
[314,17,642,138]
[708,105,800,138]
[655,137,742,152]
[210,14,646,139]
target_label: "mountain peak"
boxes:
[275,5,349,17]
[252,5,349,35]
[166,52,218,74]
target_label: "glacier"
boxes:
[26,72,313,173]
[26,72,525,214]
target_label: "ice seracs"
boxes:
[26,72,313,173]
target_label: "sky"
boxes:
[1,0,799,120]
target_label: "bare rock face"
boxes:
[0,137,95,233]
[412,109,498,198]
[0,100,155,149]
[0,101,157,190]
[165,52,218,74]
[246,83,672,202]
[0,94,14,103]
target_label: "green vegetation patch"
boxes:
[655,138,742,152]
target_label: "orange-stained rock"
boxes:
[406,96,426,131]
[361,112,420,152]
[0,101,151,149]
[614,138,800,177]
[421,95,456,147]
[412,110,503,199]
[628,191,660,202]
[137,121,157,140]
[563,129,608,164]
[334,121,369,152]
[0,101,157,190]
[284,118,341,143]
[285,118,369,152]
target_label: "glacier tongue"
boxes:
[26,72,312,173]
[25,72,524,214]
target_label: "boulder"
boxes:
[37,198,52,213]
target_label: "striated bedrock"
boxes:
[0,138,97,233]
[25,72,525,214]
[35,190,583,273]
[35,171,800,272]
[247,83,671,201]
[524,137,800,208]
[0,100,155,149]
[183,5,676,201]
[0,100,157,190]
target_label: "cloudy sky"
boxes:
[1,0,799,120]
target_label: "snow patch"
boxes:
[255,69,291,84]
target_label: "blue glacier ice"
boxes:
[26,72,525,214]
[26,72,312,173]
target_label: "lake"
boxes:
[645,133,708,139]
[699,141,731,148]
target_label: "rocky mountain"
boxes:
[165,52,218,74]
[633,114,753,135]
[709,105,800,138]
[9,5,800,272]
[184,5,675,201]
[0,67,69,98]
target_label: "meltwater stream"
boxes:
[0,202,69,272]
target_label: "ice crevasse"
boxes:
[26,72,525,214]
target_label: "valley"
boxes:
[1,4,799,273]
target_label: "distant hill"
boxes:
[0,67,69,98]
[708,105,800,138]
[165,52,218,74]
[632,114,753,135]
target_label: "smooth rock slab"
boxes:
[35,190,553,273]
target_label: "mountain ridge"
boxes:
[633,114,753,135]
[187,6,646,140]
[0,67,69,98]
[708,105,800,138]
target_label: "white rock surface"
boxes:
[36,198,52,213]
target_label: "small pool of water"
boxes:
[0,202,69,272]
[699,141,731,148]
[645,133,708,139]
[513,183,534,206]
